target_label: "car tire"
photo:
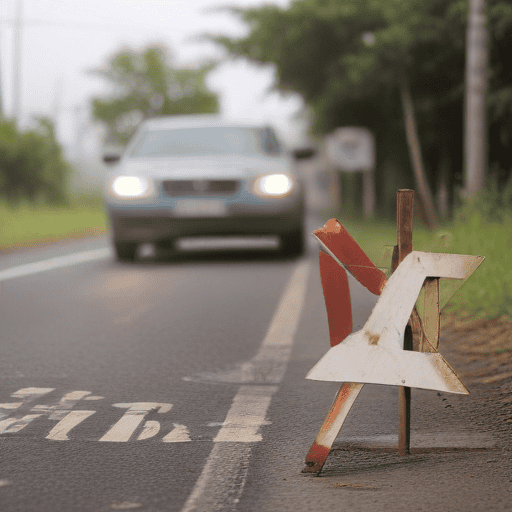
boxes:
[281,229,305,257]
[114,241,138,262]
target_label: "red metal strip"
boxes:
[319,252,352,347]
[302,442,331,474]
[302,382,363,473]
[314,218,386,296]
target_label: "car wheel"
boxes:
[281,229,305,257]
[114,241,138,262]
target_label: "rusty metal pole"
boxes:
[391,189,414,456]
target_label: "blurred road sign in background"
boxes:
[326,127,375,173]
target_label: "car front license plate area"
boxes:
[172,199,227,217]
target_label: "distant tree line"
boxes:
[208,0,512,218]
[0,43,220,205]
[0,118,71,205]
[89,44,220,147]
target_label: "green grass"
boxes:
[338,213,512,320]
[0,194,108,251]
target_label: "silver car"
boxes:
[103,115,306,261]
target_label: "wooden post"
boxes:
[362,170,375,218]
[423,277,440,352]
[392,189,415,456]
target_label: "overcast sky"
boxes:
[0,0,306,155]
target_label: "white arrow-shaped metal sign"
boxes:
[307,251,484,394]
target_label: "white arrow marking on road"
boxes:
[162,424,191,443]
[99,403,173,442]
[46,410,96,441]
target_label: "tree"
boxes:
[0,118,71,205]
[89,44,220,146]
[209,0,512,218]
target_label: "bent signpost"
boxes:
[303,189,484,474]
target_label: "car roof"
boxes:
[140,115,268,131]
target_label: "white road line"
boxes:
[180,260,311,512]
[213,386,276,443]
[0,247,111,282]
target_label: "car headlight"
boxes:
[253,173,294,197]
[110,176,153,198]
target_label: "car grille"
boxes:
[162,179,240,196]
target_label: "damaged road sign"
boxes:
[307,251,484,393]
[303,216,484,474]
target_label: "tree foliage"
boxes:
[89,44,220,146]
[210,0,512,214]
[0,118,71,205]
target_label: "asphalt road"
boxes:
[0,225,509,511]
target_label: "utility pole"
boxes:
[0,0,4,117]
[12,0,22,123]
[464,0,488,196]
[52,77,63,136]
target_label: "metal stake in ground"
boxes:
[393,189,415,456]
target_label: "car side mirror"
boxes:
[103,154,121,165]
[292,148,316,160]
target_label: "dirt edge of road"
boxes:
[441,315,512,445]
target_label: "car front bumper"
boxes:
[107,197,305,243]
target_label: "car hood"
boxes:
[115,155,293,180]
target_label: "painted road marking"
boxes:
[0,389,213,442]
[110,502,143,510]
[46,411,96,441]
[213,386,275,443]
[0,385,497,450]
[99,403,173,442]
[0,414,43,433]
[162,424,191,443]
[0,387,54,420]
[0,388,95,436]
[32,390,92,420]
[0,247,111,282]
[181,260,311,512]
[137,421,161,441]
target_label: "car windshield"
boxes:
[129,126,280,157]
